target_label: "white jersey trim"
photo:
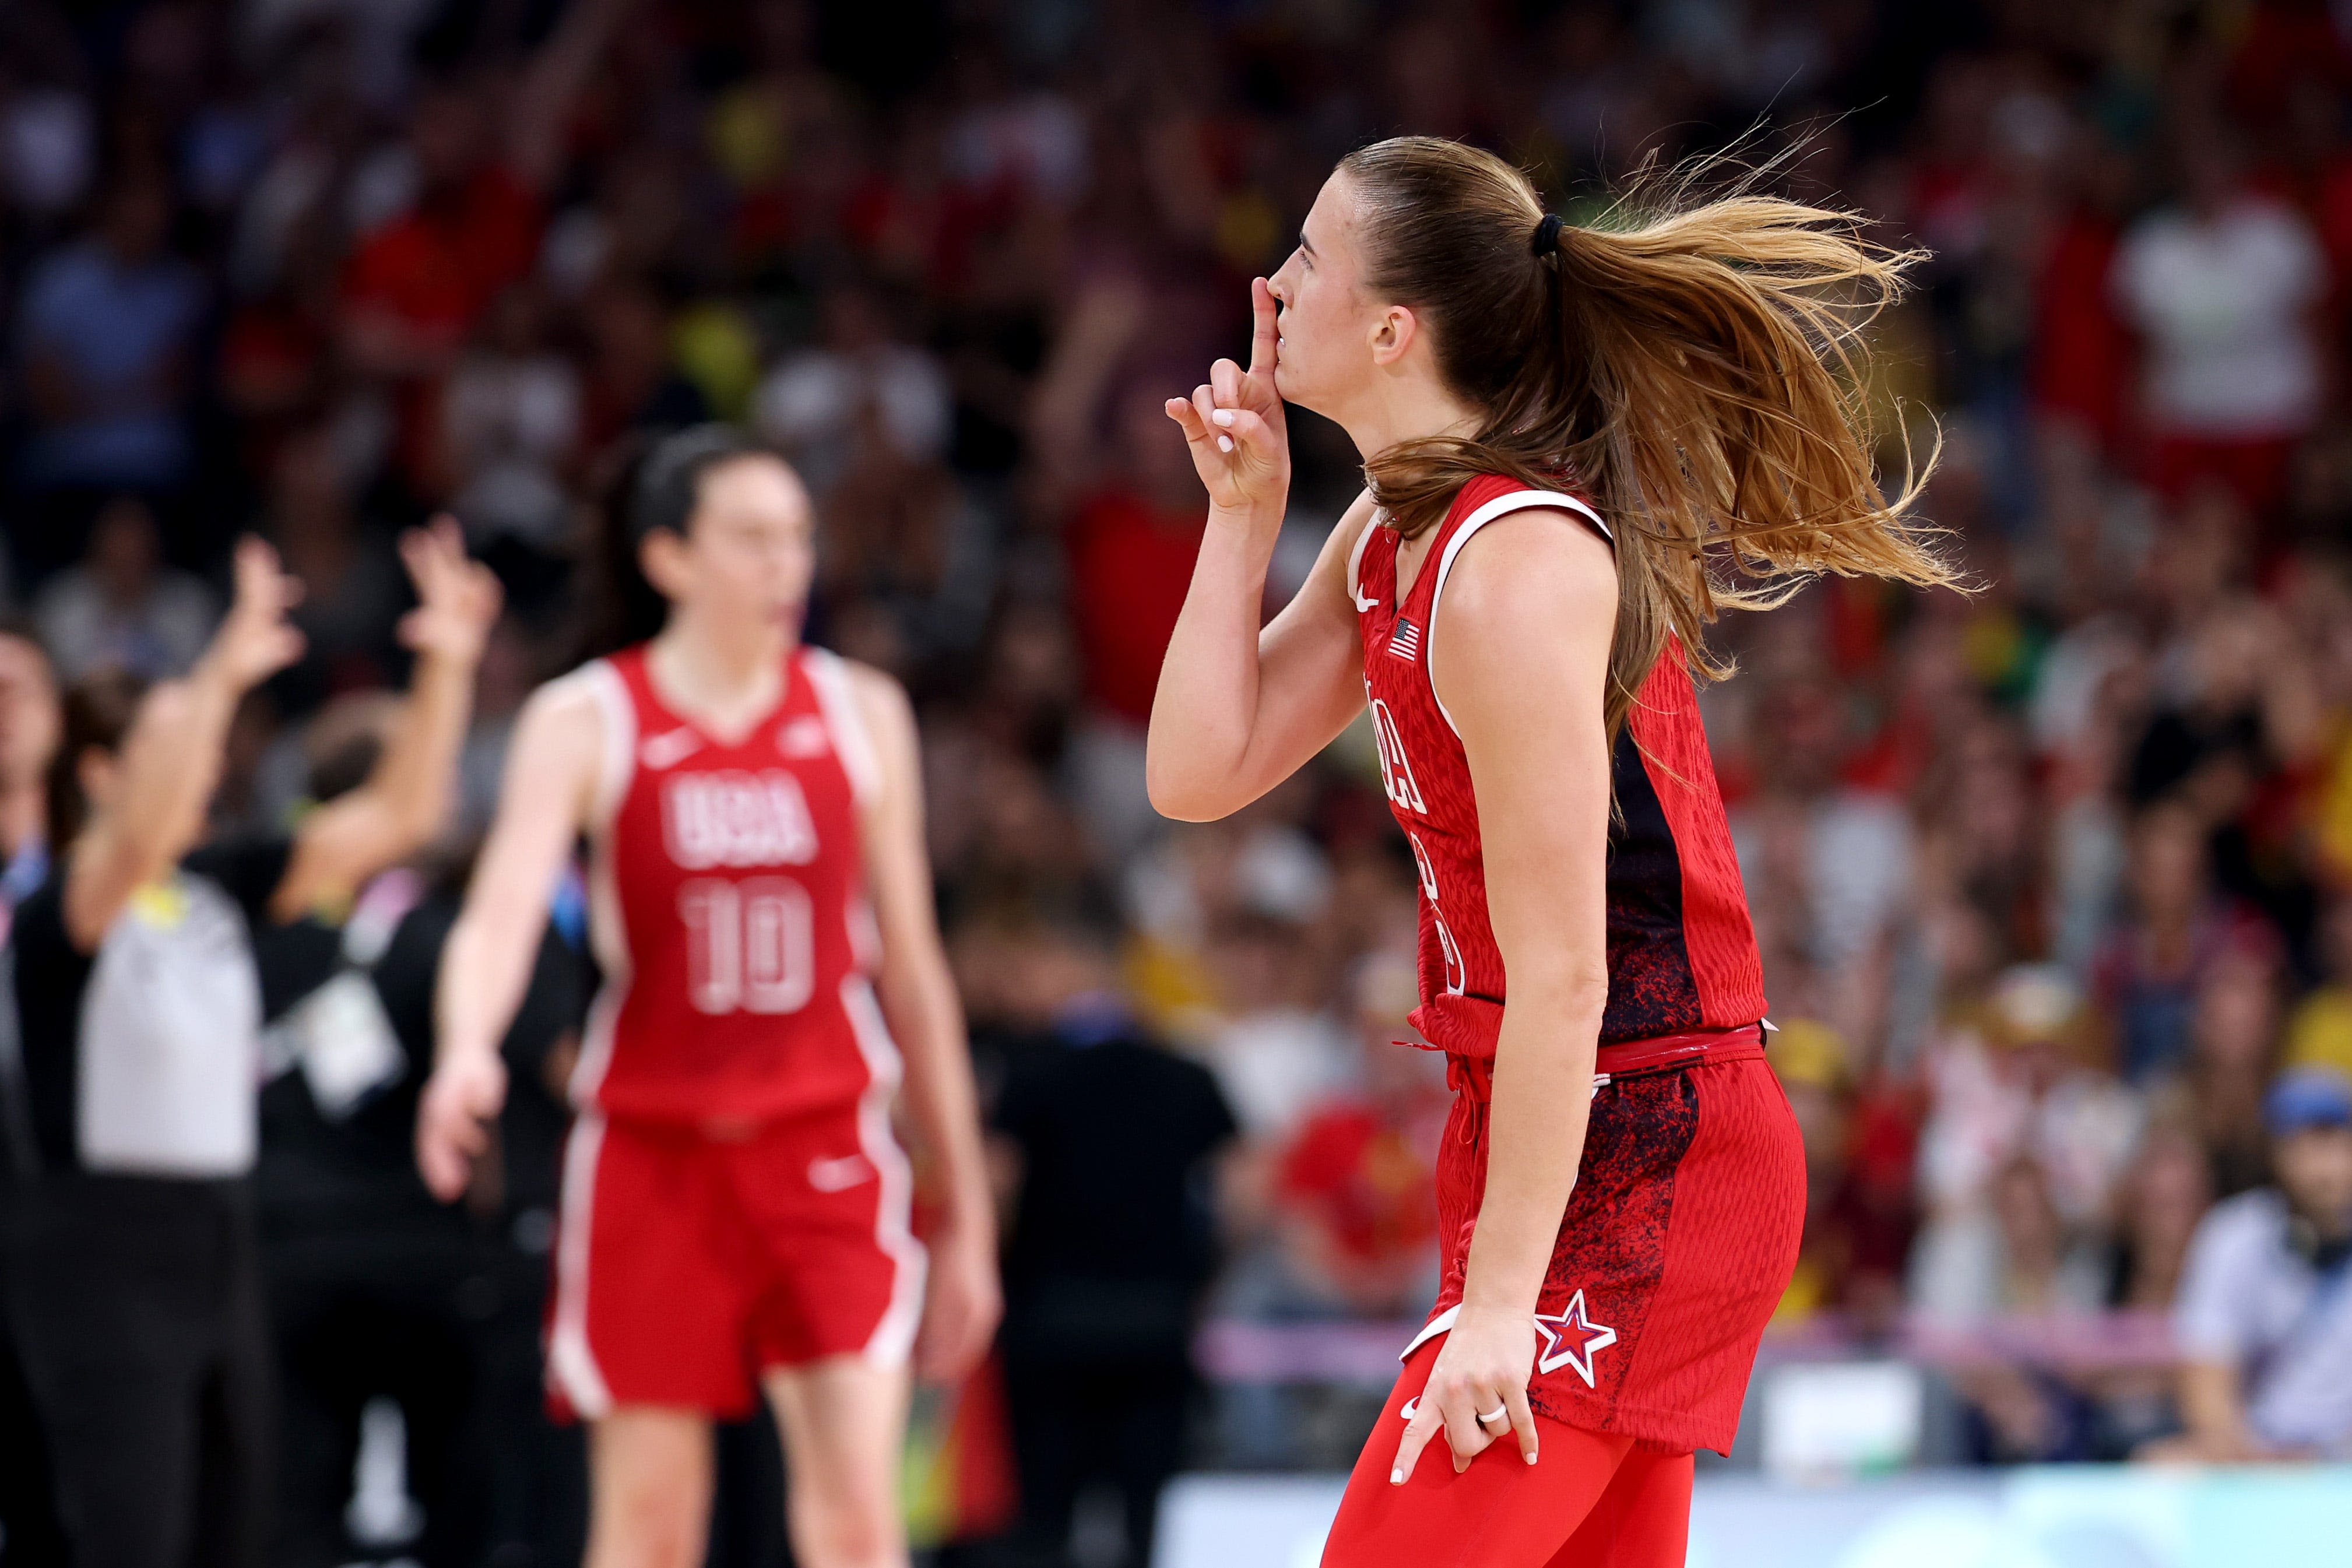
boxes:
[568,792,633,1106]
[1401,1303,1460,1362]
[566,659,637,832]
[841,976,927,1366]
[556,658,637,1109]
[803,648,882,809]
[567,947,625,1110]
[549,1112,614,1418]
[1345,511,1381,613]
[1425,490,1612,738]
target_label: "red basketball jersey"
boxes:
[565,643,894,1123]
[1350,474,1766,1053]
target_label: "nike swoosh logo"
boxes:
[1398,1397,1421,1421]
[640,728,704,769]
[807,1154,873,1192]
[776,716,830,757]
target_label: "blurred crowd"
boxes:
[6,0,2352,1558]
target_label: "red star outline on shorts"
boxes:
[1533,1291,1618,1387]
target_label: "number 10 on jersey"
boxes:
[678,877,815,1015]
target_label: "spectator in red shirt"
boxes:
[1063,385,1211,729]
[1268,952,1449,1319]
[339,86,544,380]
[340,0,636,488]
[1030,273,1221,858]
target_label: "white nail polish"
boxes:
[1217,436,1234,452]
[1389,1469,1403,1485]
[1211,409,1235,427]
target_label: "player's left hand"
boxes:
[1392,1301,1540,1483]
[915,1218,1002,1383]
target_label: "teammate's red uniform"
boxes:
[545,643,923,1420]
[1321,476,1806,1566]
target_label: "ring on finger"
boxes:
[1477,1405,1510,1428]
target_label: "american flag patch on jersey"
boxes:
[1388,617,1422,661]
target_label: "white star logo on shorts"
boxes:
[1533,1291,1618,1387]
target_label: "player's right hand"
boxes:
[1166,276,1290,519]
[416,1049,509,1202]
[1391,1301,1540,1483]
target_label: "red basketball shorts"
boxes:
[1319,1338,1693,1568]
[1421,1048,1806,1454]
[545,1106,926,1421]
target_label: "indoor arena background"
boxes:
[3,1,2352,1565]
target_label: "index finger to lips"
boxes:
[1249,278,1278,374]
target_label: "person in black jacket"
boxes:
[258,831,588,1568]
[986,922,1237,1568]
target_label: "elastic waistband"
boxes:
[1438,1022,1767,1098]
[1597,1021,1767,1078]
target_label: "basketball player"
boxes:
[415,427,998,1568]
[1149,138,1959,1565]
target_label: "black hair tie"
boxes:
[1531,213,1565,258]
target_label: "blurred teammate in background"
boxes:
[1149,138,1959,1565]
[2,524,494,1568]
[416,426,999,1568]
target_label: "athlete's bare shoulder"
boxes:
[834,654,919,775]
[504,663,620,825]
[832,654,913,728]
[521,662,614,747]
[1436,504,1618,646]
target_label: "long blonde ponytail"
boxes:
[1338,136,1957,739]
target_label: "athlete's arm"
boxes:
[62,539,304,950]
[1392,508,1617,1483]
[1149,282,1366,821]
[845,662,1003,1381]
[271,520,501,921]
[417,678,602,1201]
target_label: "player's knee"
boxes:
[592,1472,705,1568]
[792,1485,902,1568]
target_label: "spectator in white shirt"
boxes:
[33,495,217,681]
[751,283,950,494]
[2146,1067,2352,1460]
[2110,130,2326,523]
